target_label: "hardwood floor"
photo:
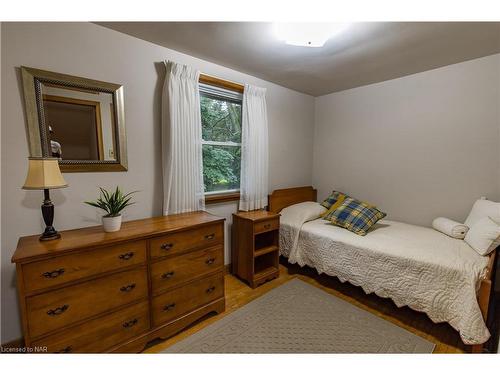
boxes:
[145,259,467,353]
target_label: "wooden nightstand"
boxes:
[232,210,280,288]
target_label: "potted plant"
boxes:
[85,187,137,232]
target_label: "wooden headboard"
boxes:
[267,186,317,213]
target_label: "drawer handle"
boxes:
[55,346,72,353]
[205,258,216,265]
[263,223,271,229]
[118,252,134,260]
[42,268,65,279]
[120,283,136,292]
[47,304,69,316]
[206,286,216,294]
[161,243,174,251]
[122,318,138,328]
[161,271,175,279]
[163,303,176,311]
[204,233,215,240]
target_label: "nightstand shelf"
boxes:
[232,210,280,288]
[254,245,279,258]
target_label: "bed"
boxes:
[268,186,497,352]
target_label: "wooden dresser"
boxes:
[11,211,225,353]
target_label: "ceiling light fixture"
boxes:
[273,22,351,47]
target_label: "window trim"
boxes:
[199,74,244,204]
[205,191,240,204]
[199,74,244,93]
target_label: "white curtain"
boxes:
[239,84,269,211]
[161,61,205,215]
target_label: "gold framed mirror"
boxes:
[21,66,127,172]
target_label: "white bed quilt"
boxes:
[280,217,490,345]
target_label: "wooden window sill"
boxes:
[205,192,240,204]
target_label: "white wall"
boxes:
[313,54,500,226]
[0,22,315,343]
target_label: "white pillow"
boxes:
[464,216,500,256]
[432,217,469,239]
[280,201,327,225]
[464,199,500,227]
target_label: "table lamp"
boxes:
[22,157,68,241]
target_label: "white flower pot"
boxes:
[102,215,122,232]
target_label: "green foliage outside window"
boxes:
[201,94,242,192]
[202,145,241,192]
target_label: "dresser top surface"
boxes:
[12,211,224,263]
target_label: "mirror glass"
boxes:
[40,83,117,161]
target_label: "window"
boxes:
[200,81,243,200]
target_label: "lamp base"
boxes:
[39,189,61,241]
[39,232,61,241]
[39,226,61,241]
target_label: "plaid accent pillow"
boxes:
[328,197,386,236]
[322,193,347,220]
[320,191,346,209]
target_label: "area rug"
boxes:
[163,278,435,353]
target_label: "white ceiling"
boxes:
[97,22,500,96]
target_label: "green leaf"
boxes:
[84,186,138,216]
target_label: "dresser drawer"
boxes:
[254,218,279,234]
[32,300,149,353]
[22,240,147,293]
[152,272,224,327]
[149,223,223,259]
[27,267,148,338]
[151,246,223,294]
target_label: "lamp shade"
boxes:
[22,157,68,190]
